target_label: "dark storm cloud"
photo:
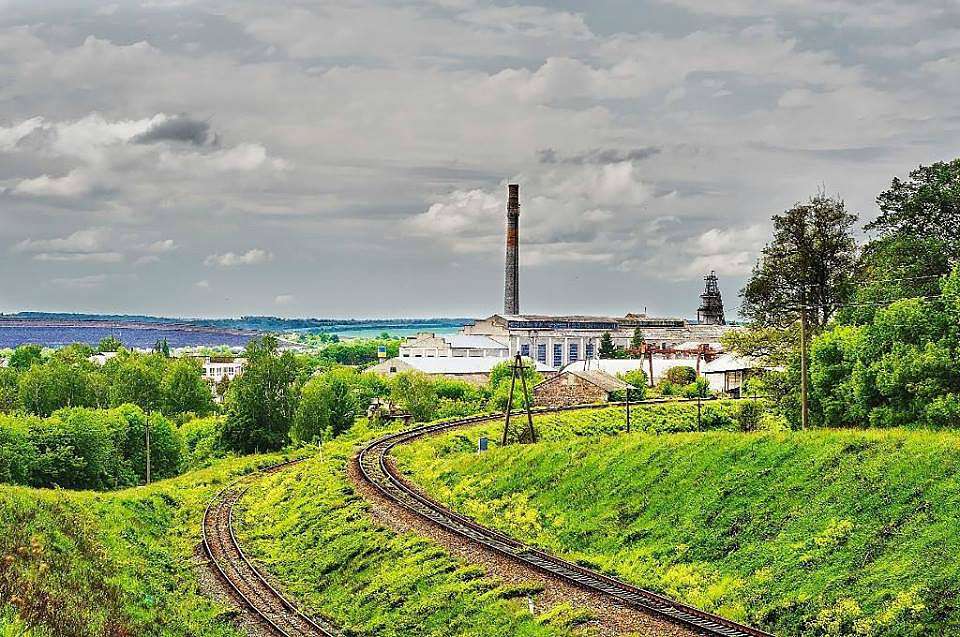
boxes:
[537,147,662,165]
[132,115,215,146]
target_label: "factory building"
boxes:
[451,184,737,370]
[461,313,731,369]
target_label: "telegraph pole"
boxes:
[799,305,809,430]
[145,419,151,485]
[502,353,537,445]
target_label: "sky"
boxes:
[1,1,959,320]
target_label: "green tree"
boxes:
[153,338,171,357]
[664,366,697,386]
[105,353,163,412]
[742,195,858,330]
[0,368,19,413]
[97,336,122,352]
[630,327,644,351]
[292,368,359,443]
[9,344,43,371]
[391,371,438,422]
[222,337,300,453]
[18,359,98,417]
[161,357,214,416]
[866,159,960,258]
[599,332,617,358]
[487,358,542,411]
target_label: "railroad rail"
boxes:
[202,460,341,637]
[357,401,775,637]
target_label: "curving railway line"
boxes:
[356,403,776,637]
[202,460,342,637]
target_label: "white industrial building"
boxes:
[398,333,509,359]
[369,355,553,385]
[460,314,734,369]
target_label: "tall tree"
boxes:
[866,159,960,258]
[222,337,300,453]
[741,195,858,330]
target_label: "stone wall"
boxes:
[532,374,609,408]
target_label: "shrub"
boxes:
[391,371,439,422]
[736,400,764,432]
[665,366,697,386]
[179,416,226,468]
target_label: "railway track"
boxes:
[202,460,341,637]
[357,402,775,637]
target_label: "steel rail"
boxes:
[357,400,775,637]
[202,459,341,637]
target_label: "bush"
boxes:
[179,416,226,468]
[664,366,698,386]
[0,406,183,490]
[736,400,765,432]
[391,371,439,422]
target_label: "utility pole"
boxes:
[625,387,631,433]
[145,419,151,485]
[501,353,536,445]
[799,305,809,430]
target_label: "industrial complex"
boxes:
[371,184,745,390]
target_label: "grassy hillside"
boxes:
[235,421,596,637]
[0,452,293,637]
[395,419,960,636]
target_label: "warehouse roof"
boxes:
[373,356,554,375]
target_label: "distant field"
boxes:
[395,417,960,636]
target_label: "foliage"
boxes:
[179,416,227,469]
[0,450,290,637]
[741,194,858,330]
[396,424,960,636]
[617,369,648,400]
[487,359,543,412]
[0,406,183,490]
[222,337,300,453]
[160,357,215,417]
[664,366,697,386]
[18,358,102,417]
[0,369,18,414]
[292,368,359,443]
[104,353,164,413]
[97,336,122,352]
[866,158,960,259]
[8,345,43,372]
[598,332,616,358]
[390,371,439,422]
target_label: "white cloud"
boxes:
[195,279,210,288]
[50,274,108,289]
[274,294,295,305]
[204,248,274,267]
[14,169,96,198]
[14,228,110,253]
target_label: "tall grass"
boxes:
[234,421,594,636]
[0,452,292,637]
[396,420,960,636]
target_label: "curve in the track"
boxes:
[357,401,775,637]
[202,460,342,637]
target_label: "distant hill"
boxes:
[0,312,475,333]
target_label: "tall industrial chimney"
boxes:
[504,184,520,316]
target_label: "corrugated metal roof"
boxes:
[376,356,554,374]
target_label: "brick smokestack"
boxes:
[504,184,520,315]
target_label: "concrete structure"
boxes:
[533,368,632,408]
[399,333,509,359]
[88,351,119,366]
[697,271,726,325]
[462,314,734,369]
[504,184,520,315]
[198,356,247,384]
[369,355,554,385]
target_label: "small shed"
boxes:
[701,353,771,396]
[532,369,633,408]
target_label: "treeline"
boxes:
[0,343,214,419]
[733,158,960,429]
[200,336,545,454]
[0,405,181,490]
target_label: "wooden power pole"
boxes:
[799,306,809,430]
[502,353,537,445]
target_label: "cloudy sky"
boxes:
[1,1,958,319]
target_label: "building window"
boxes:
[586,343,594,358]
[553,343,563,367]
[568,343,579,361]
[520,344,530,357]
[537,344,547,363]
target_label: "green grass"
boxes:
[395,412,960,637]
[234,421,595,637]
[0,451,297,637]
